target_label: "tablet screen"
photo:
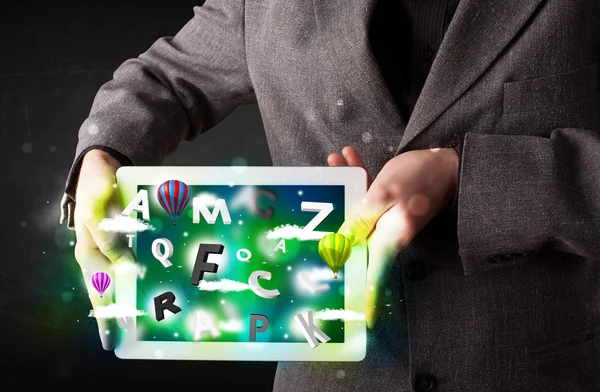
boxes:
[114,166,366,361]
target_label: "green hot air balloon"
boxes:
[318,233,352,279]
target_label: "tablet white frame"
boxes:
[114,166,367,361]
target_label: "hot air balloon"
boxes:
[318,233,352,279]
[91,271,111,297]
[157,179,191,225]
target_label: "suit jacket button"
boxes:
[413,373,436,391]
[421,46,434,61]
[405,260,428,281]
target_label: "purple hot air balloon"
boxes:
[91,271,111,297]
[157,179,191,225]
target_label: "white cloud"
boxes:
[303,266,342,281]
[197,279,250,292]
[296,267,341,294]
[89,304,147,319]
[314,308,365,321]
[98,215,154,233]
[265,224,327,241]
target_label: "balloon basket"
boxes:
[172,221,176,226]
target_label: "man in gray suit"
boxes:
[61,0,600,391]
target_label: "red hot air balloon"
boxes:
[91,271,111,297]
[157,179,191,225]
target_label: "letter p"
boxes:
[249,314,270,342]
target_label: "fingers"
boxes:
[328,144,402,329]
[76,152,135,265]
[72,151,132,350]
[364,204,407,329]
[77,184,136,266]
[341,146,365,169]
[337,177,398,246]
[85,213,136,265]
[74,219,117,350]
[334,144,395,245]
[329,146,373,188]
[343,146,372,187]
[327,153,346,167]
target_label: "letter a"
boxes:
[122,189,150,220]
[191,310,221,340]
[273,239,286,254]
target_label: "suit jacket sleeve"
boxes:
[59,1,254,229]
[457,127,600,275]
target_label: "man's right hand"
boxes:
[73,149,135,350]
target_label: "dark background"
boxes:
[0,0,275,387]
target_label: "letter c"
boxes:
[248,270,280,299]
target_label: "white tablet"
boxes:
[113,166,367,361]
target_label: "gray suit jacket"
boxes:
[61,0,600,390]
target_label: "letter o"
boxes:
[236,248,252,262]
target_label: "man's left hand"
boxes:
[327,146,459,328]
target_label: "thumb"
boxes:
[337,187,395,246]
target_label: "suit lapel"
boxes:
[396,0,546,153]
